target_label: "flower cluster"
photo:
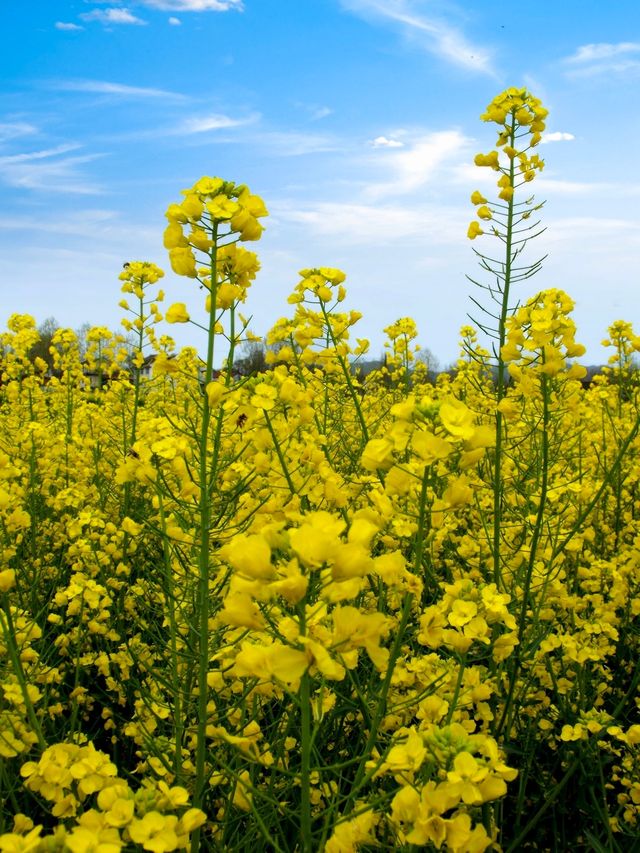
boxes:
[1,96,640,853]
[468,87,548,239]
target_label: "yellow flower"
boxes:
[467,221,484,240]
[121,517,142,536]
[238,188,269,218]
[103,796,135,828]
[417,606,446,648]
[188,228,211,251]
[233,642,308,685]
[128,812,180,852]
[446,751,487,804]
[448,599,478,628]
[206,194,240,220]
[221,534,273,580]
[232,770,253,812]
[411,431,452,464]
[0,568,16,592]
[169,247,197,278]
[220,592,266,630]
[361,438,395,471]
[325,808,377,853]
[181,193,203,220]
[163,223,187,250]
[439,399,476,440]
[476,205,492,220]
[165,303,190,324]
[289,512,345,567]
[470,190,487,204]
[178,809,206,834]
[474,151,500,169]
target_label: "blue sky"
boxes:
[2,0,640,366]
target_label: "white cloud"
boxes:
[80,8,147,25]
[0,209,157,243]
[246,131,339,157]
[563,42,640,77]
[55,21,84,31]
[275,199,463,245]
[293,102,333,121]
[168,16,181,24]
[0,145,103,194]
[535,177,610,194]
[365,129,469,197]
[565,42,640,64]
[179,112,259,133]
[52,79,184,99]
[0,143,82,164]
[370,135,404,148]
[340,0,495,76]
[544,216,640,249]
[310,106,332,120]
[541,131,575,143]
[138,0,242,10]
[0,210,115,236]
[0,122,37,143]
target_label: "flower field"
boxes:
[1,88,640,852]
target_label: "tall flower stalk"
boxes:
[161,177,268,850]
[466,87,548,587]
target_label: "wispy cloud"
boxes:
[275,199,463,245]
[0,209,157,243]
[365,129,469,197]
[309,106,332,121]
[544,216,640,249]
[0,210,116,236]
[0,144,104,194]
[168,16,181,24]
[0,143,82,163]
[0,122,37,143]
[55,21,84,31]
[138,0,243,10]
[541,131,575,143]
[244,131,339,157]
[566,42,640,63]
[564,42,640,77]
[80,8,147,25]
[535,177,611,194]
[340,0,495,76]
[179,112,259,133]
[51,79,185,100]
[370,135,404,148]
[293,102,333,121]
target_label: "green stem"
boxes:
[190,224,219,853]
[299,670,313,852]
[157,488,183,783]
[0,597,45,749]
[492,111,517,589]
[504,754,581,852]
[319,302,369,445]
[413,466,431,580]
[263,411,297,497]
[445,654,467,724]
[496,370,549,739]
[341,594,413,812]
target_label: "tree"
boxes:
[75,323,92,360]
[28,317,59,373]
[234,340,268,376]
[415,347,440,378]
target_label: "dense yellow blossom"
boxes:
[1,90,639,853]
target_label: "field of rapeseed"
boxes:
[1,88,640,852]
